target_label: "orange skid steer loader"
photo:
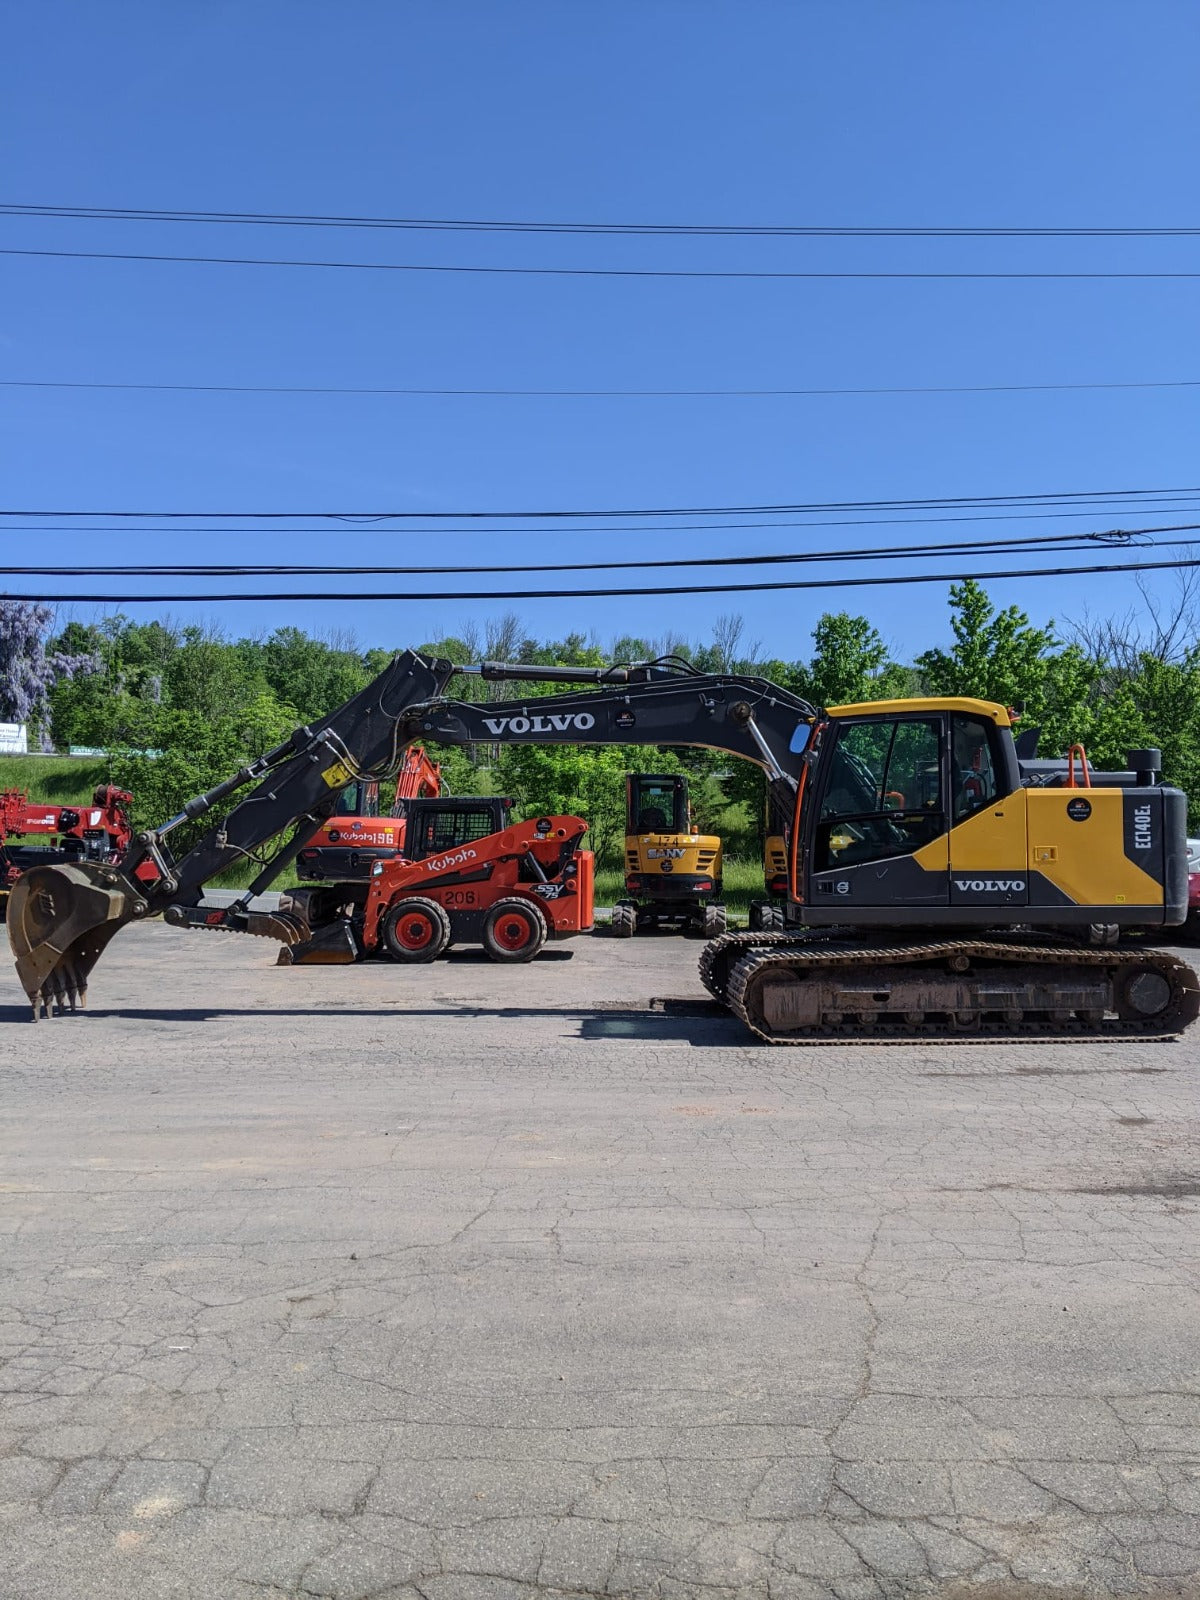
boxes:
[276,797,594,965]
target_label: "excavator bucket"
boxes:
[6,862,145,1019]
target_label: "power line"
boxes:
[4,524,1192,580]
[5,246,1199,282]
[7,508,1200,538]
[7,553,1200,604]
[3,202,1197,239]
[6,376,1200,400]
[4,485,1196,520]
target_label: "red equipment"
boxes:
[278,805,594,965]
[0,784,136,911]
[297,745,442,880]
[1185,870,1200,941]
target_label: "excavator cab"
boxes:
[298,779,403,880]
[612,773,725,939]
[791,701,1189,931]
[334,780,379,817]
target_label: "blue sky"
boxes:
[3,1,1198,665]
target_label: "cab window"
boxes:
[419,808,496,855]
[631,778,684,834]
[815,717,944,871]
[333,781,379,818]
[950,715,999,821]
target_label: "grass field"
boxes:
[0,756,112,803]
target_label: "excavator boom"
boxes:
[412,660,812,834]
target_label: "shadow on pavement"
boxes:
[0,1000,745,1046]
[442,948,575,962]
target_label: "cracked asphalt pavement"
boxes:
[1,925,1199,1599]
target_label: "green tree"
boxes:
[253,627,370,722]
[611,633,656,664]
[111,692,298,835]
[47,616,180,749]
[915,580,1056,711]
[163,628,271,723]
[1116,651,1200,805]
[801,612,909,706]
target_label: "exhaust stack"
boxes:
[6,862,146,1019]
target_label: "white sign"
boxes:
[0,723,28,754]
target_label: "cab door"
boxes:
[946,712,1028,909]
[806,714,949,913]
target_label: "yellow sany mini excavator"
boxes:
[613,772,725,939]
[8,651,1198,1043]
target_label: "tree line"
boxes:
[2,577,1199,866]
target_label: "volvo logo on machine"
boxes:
[953,878,1026,893]
[482,712,596,735]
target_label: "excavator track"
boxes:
[699,928,798,1002]
[709,933,1200,1045]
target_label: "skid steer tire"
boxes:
[702,904,728,939]
[382,897,451,963]
[611,901,637,939]
[760,903,785,931]
[483,897,548,963]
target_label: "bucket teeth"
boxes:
[245,909,310,944]
[31,961,83,1019]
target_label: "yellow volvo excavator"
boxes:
[8,651,1198,1043]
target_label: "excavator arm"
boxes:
[7,651,816,1017]
[391,745,443,805]
[400,661,816,877]
[7,651,457,1015]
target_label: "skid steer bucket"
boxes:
[6,862,146,1019]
